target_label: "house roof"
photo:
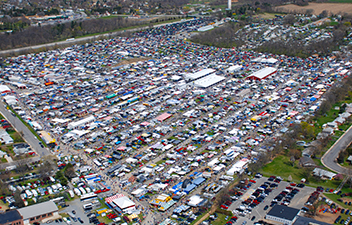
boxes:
[0,210,22,224]
[18,201,58,220]
[266,205,299,221]
[299,156,316,167]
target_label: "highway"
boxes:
[0,102,51,158]
[321,125,352,174]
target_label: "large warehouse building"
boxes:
[246,67,277,81]
[266,205,299,225]
[184,68,216,81]
[193,74,225,88]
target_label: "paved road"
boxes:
[59,198,91,224]
[321,125,352,174]
[0,102,51,157]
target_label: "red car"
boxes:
[220,204,229,209]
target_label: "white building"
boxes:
[193,74,225,88]
[183,68,216,81]
[67,115,95,130]
[18,201,59,224]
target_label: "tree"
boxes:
[13,189,24,208]
[319,10,329,18]
[56,170,68,186]
[39,160,55,179]
[64,163,76,180]
[283,14,295,25]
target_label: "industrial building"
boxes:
[183,68,216,81]
[246,67,277,81]
[18,201,59,225]
[193,74,225,88]
[0,210,23,225]
[266,205,300,225]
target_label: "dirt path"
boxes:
[194,208,216,225]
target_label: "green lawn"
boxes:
[260,155,343,189]
[325,193,352,210]
[260,155,304,181]
[155,159,166,165]
[190,211,209,225]
[204,213,229,225]
[324,193,352,224]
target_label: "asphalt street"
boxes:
[321,125,352,174]
[59,198,91,224]
[0,102,51,157]
[228,177,315,225]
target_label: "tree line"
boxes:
[190,22,245,48]
[0,16,178,51]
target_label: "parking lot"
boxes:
[229,176,315,225]
[0,15,352,225]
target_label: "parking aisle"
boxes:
[229,176,316,225]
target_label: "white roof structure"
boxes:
[188,195,204,207]
[207,158,219,167]
[226,159,249,175]
[3,95,17,105]
[184,68,216,81]
[171,75,182,81]
[18,200,58,220]
[251,57,278,64]
[112,196,135,211]
[197,25,214,32]
[193,74,225,88]
[246,67,277,80]
[262,58,278,64]
[67,115,95,130]
[227,65,242,73]
[312,168,336,180]
[52,118,71,124]
[0,85,11,93]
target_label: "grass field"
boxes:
[260,155,343,189]
[206,213,228,225]
[258,12,286,19]
[325,193,352,210]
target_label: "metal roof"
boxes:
[18,201,58,220]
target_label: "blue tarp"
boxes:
[172,182,183,191]
[184,184,197,194]
[193,177,206,186]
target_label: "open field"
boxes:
[258,12,286,19]
[275,3,352,15]
[328,0,352,3]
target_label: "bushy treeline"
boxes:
[0,16,176,50]
[190,22,245,48]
